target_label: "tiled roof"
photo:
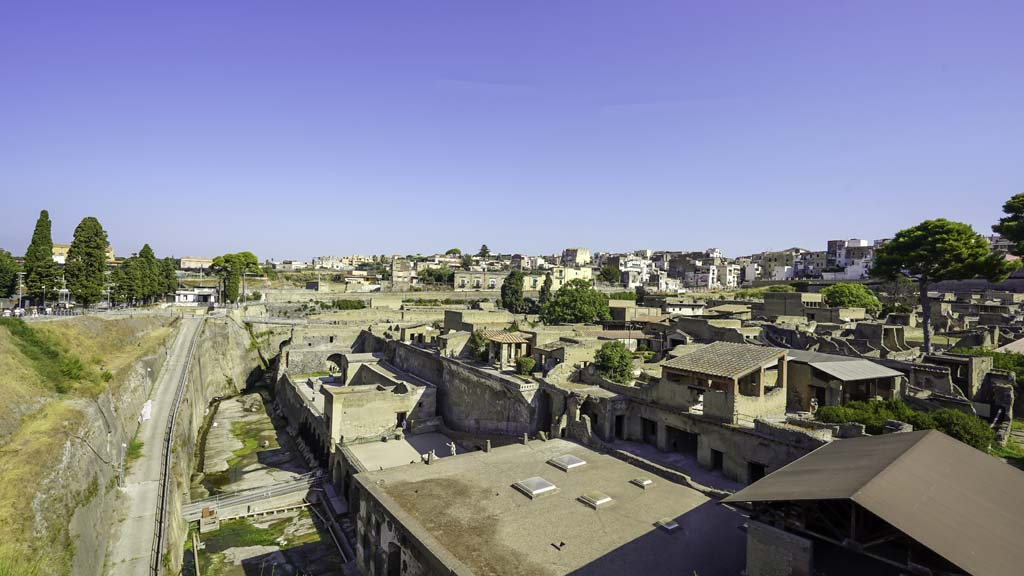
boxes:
[661,341,785,379]
[483,330,531,344]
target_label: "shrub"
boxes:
[608,291,637,301]
[816,399,993,450]
[516,356,535,376]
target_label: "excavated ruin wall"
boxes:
[63,351,167,576]
[162,317,261,573]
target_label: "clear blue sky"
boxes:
[1,1,1022,261]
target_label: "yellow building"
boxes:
[52,243,115,265]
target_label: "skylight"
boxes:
[578,491,613,509]
[512,477,558,499]
[547,454,587,471]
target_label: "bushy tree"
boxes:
[540,279,611,324]
[445,248,462,256]
[820,283,882,314]
[515,356,535,376]
[212,251,260,302]
[0,249,19,298]
[872,219,1018,353]
[993,192,1024,256]
[500,270,526,313]
[65,217,109,307]
[597,266,620,284]
[418,266,454,286]
[461,254,475,269]
[24,209,60,302]
[594,341,633,383]
[468,329,488,361]
[477,244,491,257]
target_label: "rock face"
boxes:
[163,317,263,574]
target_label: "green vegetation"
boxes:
[0,318,96,393]
[319,299,365,310]
[403,297,483,306]
[820,283,882,314]
[112,244,178,304]
[0,249,18,299]
[0,545,46,576]
[540,279,611,324]
[418,266,454,286]
[469,329,488,361]
[127,438,144,461]
[445,248,462,255]
[950,347,1024,382]
[816,399,995,450]
[477,244,491,257]
[538,273,553,306]
[733,284,795,299]
[211,251,260,303]
[608,291,637,301]
[990,439,1024,470]
[597,266,620,284]
[992,192,1024,256]
[23,209,60,303]
[515,356,535,376]
[65,216,110,307]
[500,270,527,313]
[594,341,634,383]
[872,218,1019,353]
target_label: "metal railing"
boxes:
[181,473,321,521]
[151,318,204,575]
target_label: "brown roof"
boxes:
[482,330,530,344]
[661,341,785,379]
[723,430,1024,576]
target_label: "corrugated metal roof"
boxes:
[661,341,785,379]
[723,430,1024,576]
[808,360,903,381]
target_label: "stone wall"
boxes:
[163,318,258,573]
[439,358,538,436]
[746,520,814,576]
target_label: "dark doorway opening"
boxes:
[641,418,658,446]
[667,426,699,456]
[615,415,625,440]
[748,461,767,483]
[711,449,724,472]
[396,411,407,428]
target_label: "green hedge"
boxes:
[816,399,994,450]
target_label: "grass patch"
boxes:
[226,420,263,469]
[127,438,144,461]
[0,318,92,394]
[0,544,47,576]
[990,439,1024,470]
[1012,419,1024,432]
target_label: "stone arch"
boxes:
[327,353,345,374]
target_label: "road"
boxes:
[106,317,202,576]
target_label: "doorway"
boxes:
[711,449,724,472]
[614,415,625,440]
[641,418,658,446]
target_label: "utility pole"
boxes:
[17,271,24,308]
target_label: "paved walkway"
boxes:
[106,317,202,576]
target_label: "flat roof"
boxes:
[355,439,745,575]
[344,432,458,472]
[724,430,1024,576]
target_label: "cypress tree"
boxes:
[65,217,109,307]
[161,258,178,295]
[24,209,60,302]
[138,244,160,301]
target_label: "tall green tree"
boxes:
[540,278,611,324]
[212,251,259,302]
[0,249,19,298]
[539,273,553,305]
[444,248,462,256]
[161,258,179,294]
[24,209,60,302]
[872,219,1018,353]
[477,244,490,257]
[992,192,1024,256]
[138,244,160,301]
[820,283,882,314]
[65,217,109,307]
[500,270,526,313]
